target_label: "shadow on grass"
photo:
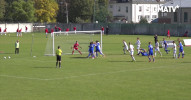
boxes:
[107,54,128,55]
[70,57,88,59]
[33,67,55,69]
[0,52,14,54]
[180,61,191,63]
[155,56,173,59]
[108,61,144,62]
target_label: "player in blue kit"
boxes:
[137,48,148,56]
[163,38,170,54]
[95,40,104,57]
[87,41,96,59]
[148,42,155,62]
[178,40,184,58]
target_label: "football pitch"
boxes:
[0,33,191,100]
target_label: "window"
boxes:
[152,15,157,19]
[139,6,142,12]
[138,15,143,20]
[126,7,128,13]
[110,5,113,8]
[146,7,149,12]
[162,13,167,17]
[184,12,188,22]
[118,6,121,12]
[174,12,177,22]
[145,15,150,20]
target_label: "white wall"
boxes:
[0,23,33,33]
[132,4,161,23]
[109,3,162,23]
[0,24,6,32]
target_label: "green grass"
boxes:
[0,33,191,100]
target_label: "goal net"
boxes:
[44,30,103,56]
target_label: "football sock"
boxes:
[87,53,91,58]
[59,62,61,67]
[149,57,151,61]
[178,53,180,58]
[56,62,58,67]
[96,52,98,57]
[79,51,82,55]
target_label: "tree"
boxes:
[69,0,94,23]
[0,0,6,21]
[95,0,111,23]
[34,0,58,23]
[4,0,35,22]
[139,17,148,24]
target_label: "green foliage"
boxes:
[95,0,111,23]
[75,17,87,23]
[139,17,148,24]
[0,0,6,21]
[34,0,58,23]
[4,0,35,22]
[69,0,94,23]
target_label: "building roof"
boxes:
[109,0,167,4]
[163,0,191,8]
[132,0,167,4]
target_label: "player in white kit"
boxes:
[173,41,177,58]
[129,42,136,62]
[136,37,141,55]
[122,40,129,54]
[155,40,162,57]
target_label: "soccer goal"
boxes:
[44,30,103,56]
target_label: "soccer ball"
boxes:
[4,56,6,59]
[8,56,11,59]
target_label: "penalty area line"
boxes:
[0,66,167,81]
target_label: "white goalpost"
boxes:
[45,30,103,56]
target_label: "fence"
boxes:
[45,23,191,37]
[1,23,190,36]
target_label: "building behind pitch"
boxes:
[108,0,169,23]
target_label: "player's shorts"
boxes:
[179,49,184,53]
[56,55,61,61]
[167,34,170,37]
[124,46,128,51]
[96,49,101,52]
[149,51,153,56]
[130,51,134,55]
[89,50,94,53]
[74,47,78,50]
[137,45,140,50]
[155,47,160,51]
[173,50,177,54]
[164,46,168,50]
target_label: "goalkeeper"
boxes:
[72,41,82,55]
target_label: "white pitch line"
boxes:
[0,75,50,81]
[0,66,166,81]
